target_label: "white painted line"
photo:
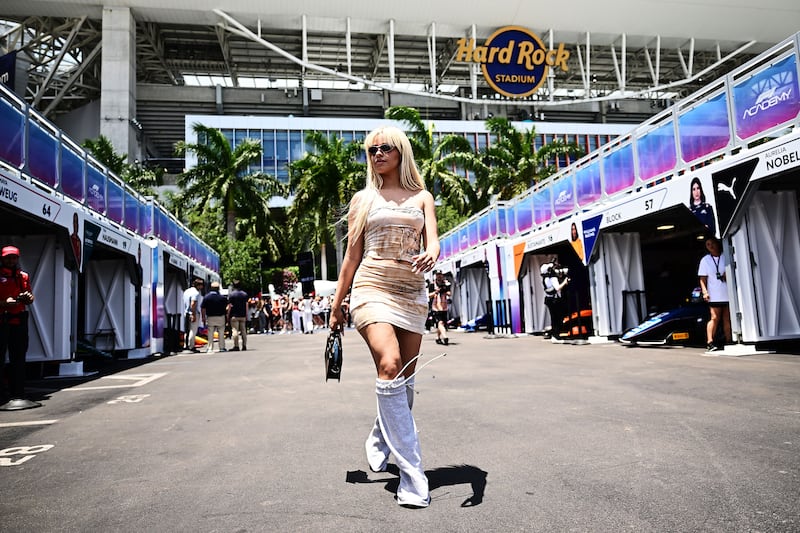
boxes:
[66,372,168,391]
[0,420,59,428]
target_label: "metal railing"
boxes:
[441,33,800,260]
[0,84,219,272]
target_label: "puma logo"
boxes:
[717,177,737,201]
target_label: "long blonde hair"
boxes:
[347,126,425,244]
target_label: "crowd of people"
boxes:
[183,282,349,352]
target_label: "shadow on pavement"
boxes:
[346,463,487,507]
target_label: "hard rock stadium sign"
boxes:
[455,26,570,98]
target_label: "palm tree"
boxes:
[477,117,584,202]
[82,135,127,174]
[385,106,476,215]
[175,123,286,240]
[82,134,162,196]
[287,131,365,279]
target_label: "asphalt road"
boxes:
[2,330,798,532]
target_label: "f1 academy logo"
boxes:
[742,84,794,120]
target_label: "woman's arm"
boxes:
[699,276,710,301]
[330,193,366,329]
[412,190,440,274]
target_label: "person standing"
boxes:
[542,261,570,341]
[291,298,302,334]
[302,293,314,333]
[201,281,228,353]
[182,278,204,352]
[429,270,451,345]
[0,246,35,406]
[698,236,732,351]
[329,125,440,508]
[227,280,249,351]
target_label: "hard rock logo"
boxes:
[455,26,570,98]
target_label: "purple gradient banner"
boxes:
[499,206,512,235]
[28,122,59,187]
[441,235,452,259]
[514,196,533,234]
[575,163,602,206]
[733,54,800,140]
[177,228,187,255]
[0,99,24,168]
[533,188,552,225]
[637,122,677,181]
[124,191,138,232]
[467,219,479,247]
[106,179,124,224]
[478,213,491,242]
[678,93,730,163]
[602,143,635,195]
[139,201,152,236]
[552,174,575,216]
[458,227,469,252]
[168,216,178,248]
[86,165,106,214]
[488,209,500,238]
[155,209,165,240]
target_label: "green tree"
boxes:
[82,135,162,196]
[175,123,286,240]
[475,117,584,203]
[218,234,264,289]
[287,131,365,279]
[385,106,476,215]
[82,135,126,174]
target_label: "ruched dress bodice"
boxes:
[350,204,428,334]
[363,206,424,263]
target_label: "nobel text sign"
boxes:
[455,26,569,98]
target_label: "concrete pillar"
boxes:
[100,7,138,162]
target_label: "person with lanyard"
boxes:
[698,236,732,352]
[0,246,36,408]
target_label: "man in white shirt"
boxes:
[698,237,731,351]
[183,278,204,352]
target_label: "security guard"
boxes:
[0,246,35,406]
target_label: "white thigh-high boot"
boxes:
[365,377,415,472]
[375,377,429,507]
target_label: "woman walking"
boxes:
[329,125,440,508]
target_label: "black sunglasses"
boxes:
[368,144,395,155]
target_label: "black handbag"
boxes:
[324,329,343,382]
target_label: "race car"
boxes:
[620,289,709,346]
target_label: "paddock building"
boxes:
[0,1,798,366]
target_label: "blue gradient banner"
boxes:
[733,54,800,140]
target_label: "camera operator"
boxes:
[429,270,451,346]
[541,260,570,341]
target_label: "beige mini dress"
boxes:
[350,205,427,334]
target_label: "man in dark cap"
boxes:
[0,246,36,408]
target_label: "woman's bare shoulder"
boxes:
[415,189,435,206]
